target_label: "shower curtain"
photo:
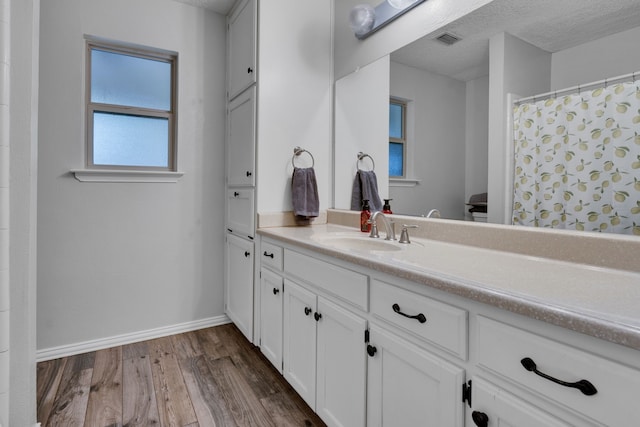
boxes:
[512,80,640,235]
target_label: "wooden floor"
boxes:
[37,323,327,427]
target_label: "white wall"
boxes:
[334,0,493,80]
[464,74,489,220]
[487,32,551,224]
[334,56,389,210]
[37,0,226,351]
[389,61,466,219]
[551,25,640,90]
[0,1,9,422]
[8,0,39,425]
[256,0,333,215]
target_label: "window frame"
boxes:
[389,97,407,179]
[85,38,178,172]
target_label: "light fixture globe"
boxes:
[349,4,376,37]
[387,0,419,9]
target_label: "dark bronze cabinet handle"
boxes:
[392,303,426,323]
[304,307,312,316]
[314,312,322,322]
[520,357,597,396]
[246,171,252,177]
[247,67,253,73]
[272,288,279,295]
[244,251,250,257]
[263,251,274,258]
[367,344,377,357]
[472,411,489,427]
[233,191,240,197]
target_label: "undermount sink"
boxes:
[311,232,419,252]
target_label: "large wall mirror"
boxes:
[334,0,640,229]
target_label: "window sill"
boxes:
[389,178,421,188]
[71,169,184,183]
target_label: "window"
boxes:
[86,39,177,171]
[389,98,406,178]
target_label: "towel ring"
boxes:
[357,152,375,171]
[292,146,315,168]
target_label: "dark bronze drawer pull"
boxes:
[367,344,377,357]
[472,411,489,427]
[520,357,598,396]
[392,303,426,323]
[263,251,274,258]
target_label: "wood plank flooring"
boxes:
[37,323,327,427]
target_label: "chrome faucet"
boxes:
[425,209,441,218]
[369,211,395,240]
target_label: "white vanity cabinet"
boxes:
[471,315,640,427]
[259,240,284,372]
[469,377,572,427]
[224,233,254,341]
[282,249,368,427]
[282,280,367,427]
[257,231,640,427]
[367,278,467,427]
[366,324,465,427]
[227,0,256,101]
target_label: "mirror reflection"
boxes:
[334,0,640,231]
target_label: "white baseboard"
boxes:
[36,315,231,362]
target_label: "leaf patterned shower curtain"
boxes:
[512,80,640,235]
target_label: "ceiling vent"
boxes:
[435,32,461,46]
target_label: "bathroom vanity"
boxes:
[255,210,640,427]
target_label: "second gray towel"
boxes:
[350,170,383,212]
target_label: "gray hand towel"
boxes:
[292,167,319,219]
[350,170,383,212]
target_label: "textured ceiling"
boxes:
[172,0,235,14]
[391,0,640,81]
[176,0,640,81]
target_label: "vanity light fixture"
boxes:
[387,0,419,9]
[349,0,427,40]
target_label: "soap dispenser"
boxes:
[383,199,393,214]
[360,199,371,232]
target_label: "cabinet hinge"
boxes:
[462,380,472,408]
[364,329,370,343]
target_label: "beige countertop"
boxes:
[257,222,640,351]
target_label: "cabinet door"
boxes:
[367,325,465,427]
[470,377,572,427]
[225,233,254,341]
[283,279,317,409]
[227,87,256,186]
[316,297,367,427]
[259,268,283,372]
[226,187,254,238]
[227,0,256,100]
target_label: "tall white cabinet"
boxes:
[227,0,256,101]
[225,0,257,342]
[224,0,333,344]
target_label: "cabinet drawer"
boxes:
[477,316,640,426]
[261,240,283,271]
[284,249,368,310]
[371,279,467,359]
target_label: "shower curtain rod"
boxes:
[513,70,639,105]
